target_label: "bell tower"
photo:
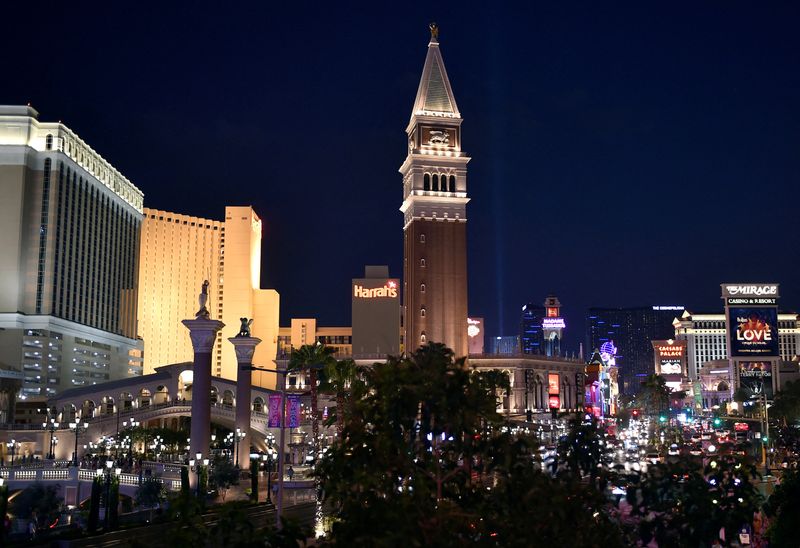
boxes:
[400,24,470,357]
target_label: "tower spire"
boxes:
[410,23,460,123]
[400,27,470,358]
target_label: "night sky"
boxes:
[5,2,799,351]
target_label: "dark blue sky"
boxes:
[5,2,799,351]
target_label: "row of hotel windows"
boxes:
[423,173,456,192]
[147,213,221,230]
[50,162,140,336]
[44,135,142,209]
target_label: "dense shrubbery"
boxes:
[313,343,767,547]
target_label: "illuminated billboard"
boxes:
[548,373,560,395]
[738,361,773,400]
[352,269,400,356]
[727,307,779,357]
[467,317,484,355]
[542,318,566,329]
[652,340,687,376]
[721,283,779,306]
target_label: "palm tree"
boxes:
[288,343,336,458]
[639,374,669,417]
[320,358,360,435]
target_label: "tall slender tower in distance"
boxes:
[400,24,470,357]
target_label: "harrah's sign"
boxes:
[722,284,779,298]
[354,281,398,299]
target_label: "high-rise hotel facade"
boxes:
[401,25,470,357]
[0,106,144,397]
[137,206,280,388]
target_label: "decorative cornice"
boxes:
[181,319,225,353]
[228,337,262,363]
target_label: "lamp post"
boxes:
[43,418,59,459]
[7,440,15,467]
[234,428,246,467]
[123,419,139,460]
[99,460,121,531]
[69,422,89,467]
[241,361,288,528]
[263,445,276,503]
[189,453,209,498]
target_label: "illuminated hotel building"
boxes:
[0,105,144,397]
[586,306,685,395]
[672,310,800,381]
[401,25,470,358]
[137,206,279,387]
[277,319,352,359]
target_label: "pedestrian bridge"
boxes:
[1,464,182,500]
[0,463,315,506]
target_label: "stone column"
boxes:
[229,336,261,468]
[182,317,224,487]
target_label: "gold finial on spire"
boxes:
[429,22,439,42]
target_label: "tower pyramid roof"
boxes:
[410,24,461,121]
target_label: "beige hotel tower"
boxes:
[137,206,279,388]
[401,25,470,358]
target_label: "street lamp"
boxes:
[7,440,15,467]
[263,446,277,503]
[69,422,89,467]
[189,452,209,498]
[42,418,59,459]
[234,428,246,467]
[99,460,121,531]
[123,419,139,460]
[241,361,288,528]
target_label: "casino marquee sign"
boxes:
[721,283,779,306]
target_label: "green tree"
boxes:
[638,374,670,417]
[88,477,101,532]
[108,477,120,530]
[135,476,167,517]
[320,357,360,435]
[11,483,62,530]
[556,415,604,480]
[180,465,190,495]
[0,481,8,542]
[764,468,800,547]
[288,343,336,458]
[772,380,800,426]
[315,343,622,546]
[250,458,259,502]
[627,455,762,546]
[209,457,239,501]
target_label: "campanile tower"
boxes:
[400,24,470,357]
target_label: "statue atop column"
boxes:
[237,317,253,338]
[196,280,210,319]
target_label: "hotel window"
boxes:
[420,284,425,293]
[432,174,439,191]
[420,307,426,317]
[420,332,427,344]
[45,134,53,150]
[420,258,426,267]
[449,175,456,192]
[423,173,430,191]
[419,234,425,243]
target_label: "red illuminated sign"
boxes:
[548,374,560,394]
[546,307,558,317]
[548,395,560,409]
[734,422,750,432]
